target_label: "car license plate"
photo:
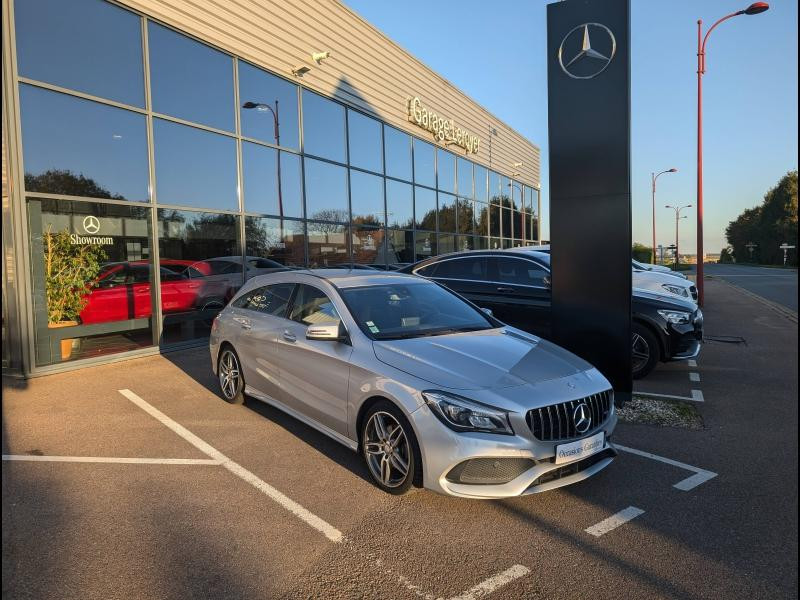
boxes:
[554,431,605,465]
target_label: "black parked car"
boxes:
[400,249,703,379]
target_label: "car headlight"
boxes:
[422,391,514,435]
[657,309,691,324]
[661,284,688,297]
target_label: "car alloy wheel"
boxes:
[218,348,244,404]
[363,411,411,489]
[631,332,650,374]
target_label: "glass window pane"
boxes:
[154,119,237,210]
[20,85,149,201]
[457,158,473,199]
[27,198,154,366]
[489,171,502,205]
[302,90,346,163]
[413,139,435,188]
[15,0,144,107]
[474,200,488,237]
[348,110,383,174]
[353,225,385,267]
[307,221,349,267]
[489,204,500,237]
[437,150,456,193]
[438,193,457,233]
[245,217,306,269]
[456,235,475,252]
[242,143,303,218]
[148,22,234,131]
[158,210,241,343]
[496,257,547,286]
[304,158,348,222]
[510,181,522,211]
[414,186,436,231]
[457,198,474,235]
[289,285,340,325]
[350,170,384,225]
[474,165,488,202]
[386,179,413,229]
[502,207,512,238]
[438,233,455,255]
[387,230,414,265]
[233,283,294,317]
[384,126,412,181]
[415,231,436,261]
[238,61,299,150]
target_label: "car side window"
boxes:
[494,257,548,287]
[232,283,294,317]
[289,284,341,325]
[432,257,487,280]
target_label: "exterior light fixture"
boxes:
[292,65,311,77]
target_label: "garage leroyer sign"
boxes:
[407,97,481,154]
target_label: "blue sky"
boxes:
[345,0,798,254]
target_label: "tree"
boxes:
[632,243,653,263]
[25,169,124,200]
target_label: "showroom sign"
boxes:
[70,216,113,245]
[407,97,480,154]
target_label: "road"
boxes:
[703,262,798,312]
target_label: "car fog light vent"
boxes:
[445,458,535,485]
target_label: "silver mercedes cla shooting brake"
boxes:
[210,270,617,498]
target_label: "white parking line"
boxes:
[691,389,704,402]
[2,455,220,465]
[689,372,700,382]
[615,444,717,491]
[447,564,531,600]
[118,389,344,543]
[688,359,697,367]
[634,390,704,403]
[585,506,645,537]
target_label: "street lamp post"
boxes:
[242,100,283,227]
[696,2,769,306]
[652,168,678,264]
[666,204,692,270]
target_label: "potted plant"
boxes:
[43,226,106,360]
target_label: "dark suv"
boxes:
[400,249,703,379]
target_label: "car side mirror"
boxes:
[481,307,493,317]
[306,321,347,342]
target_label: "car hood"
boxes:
[372,328,594,390]
[632,270,693,298]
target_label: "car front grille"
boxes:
[445,458,536,485]
[690,285,698,300]
[526,389,613,442]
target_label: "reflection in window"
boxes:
[239,61,299,150]
[350,170,384,226]
[438,193,457,233]
[242,143,303,218]
[489,171,501,204]
[415,231,436,261]
[457,198,474,235]
[384,126,412,181]
[302,90,346,163]
[386,179,413,229]
[353,225,385,267]
[456,235,475,252]
[304,158,348,222]
[387,230,414,265]
[15,0,144,107]
[348,110,383,174]
[148,22,234,131]
[20,85,149,201]
[414,186,436,231]
[501,207,513,239]
[307,221,349,267]
[154,119,237,210]
[489,204,500,237]
[437,150,456,193]
[158,209,240,343]
[245,217,305,269]
[290,285,341,325]
[475,200,489,237]
[27,198,153,366]
[457,158,473,199]
[474,164,488,202]
[438,234,456,255]
[413,139,435,188]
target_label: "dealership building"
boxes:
[1,0,541,376]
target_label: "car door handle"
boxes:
[282,330,296,342]
[496,286,514,293]
[233,316,251,330]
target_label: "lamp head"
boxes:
[668,168,678,173]
[742,2,769,15]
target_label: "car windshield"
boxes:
[340,282,493,340]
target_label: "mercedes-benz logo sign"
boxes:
[573,403,592,434]
[83,215,100,235]
[558,23,616,80]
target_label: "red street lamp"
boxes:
[696,2,769,305]
[651,168,677,264]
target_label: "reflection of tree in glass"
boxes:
[438,201,458,232]
[418,209,436,231]
[184,213,237,240]
[352,215,381,227]
[25,169,125,200]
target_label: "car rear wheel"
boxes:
[632,323,660,379]
[218,347,245,404]
[361,401,420,495]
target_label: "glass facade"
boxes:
[8,0,540,370]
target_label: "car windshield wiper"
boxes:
[375,326,489,340]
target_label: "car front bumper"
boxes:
[409,404,618,499]
[667,308,703,362]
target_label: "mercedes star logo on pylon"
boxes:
[83,215,100,235]
[558,23,616,80]
[573,403,592,434]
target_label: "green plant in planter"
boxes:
[43,227,107,324]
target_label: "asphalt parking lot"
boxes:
[3,278,797,600]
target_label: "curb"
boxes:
[708,276,798,324]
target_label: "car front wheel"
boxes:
[632,323,660,379]
[361,401,419,495]
[218,347,245,404]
